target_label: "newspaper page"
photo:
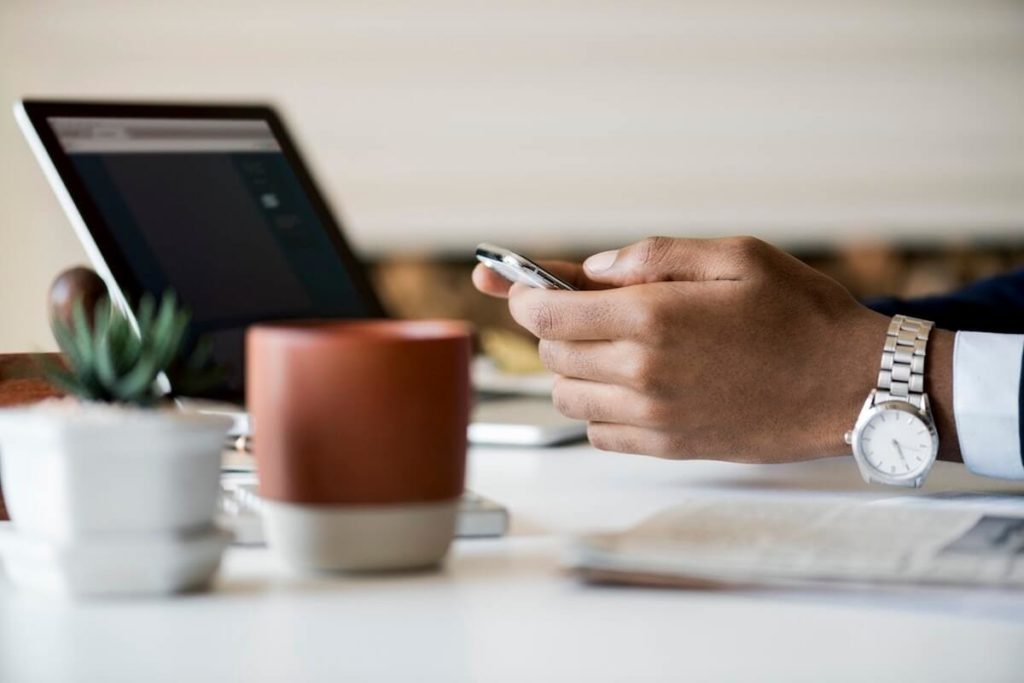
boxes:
[568,496,1024,588]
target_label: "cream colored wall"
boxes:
[2,0,1024,351]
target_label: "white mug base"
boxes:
[261,498,459,572]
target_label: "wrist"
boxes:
[824,311,960,464]
[925,328,960,463]
[814,308,891,457]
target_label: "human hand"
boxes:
[473,236,953,463]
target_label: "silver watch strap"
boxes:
[875,314,933,409]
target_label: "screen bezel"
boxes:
[17,99,386,401]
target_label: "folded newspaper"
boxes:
[568,495,1024,588]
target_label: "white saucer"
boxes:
[0,522,231,598]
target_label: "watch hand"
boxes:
[891,439,909,468]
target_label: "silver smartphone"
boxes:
[475,243,577,291]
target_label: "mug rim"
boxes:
[247,318,472,343]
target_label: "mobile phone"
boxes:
[475,243,577,291]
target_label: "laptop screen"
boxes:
[42,114,381,398]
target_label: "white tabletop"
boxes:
[2,445,1023,683]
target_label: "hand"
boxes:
[473,236,957,463]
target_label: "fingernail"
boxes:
[584,250,618,273]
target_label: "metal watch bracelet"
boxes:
[874,314,933,408]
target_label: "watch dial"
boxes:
[859,408,934,479]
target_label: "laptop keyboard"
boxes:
[218,474,509,545]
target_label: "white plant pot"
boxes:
[0,524,232,597]
[0,401,231,597]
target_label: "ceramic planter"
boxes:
[0,402,231,597]
[247,320,471,572]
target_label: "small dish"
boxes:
[0,522,230,598]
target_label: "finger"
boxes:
[472,263,516,298]
[582,235,770,286]
[551,376,663,427]
[472,260,607,299]
[585,422,683,459]
[508,287,644,341]
[538,339,632,385]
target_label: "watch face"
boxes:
[857,403,936,480]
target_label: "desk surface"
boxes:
[2,445,1023,683]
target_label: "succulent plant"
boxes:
[46,292,222,406]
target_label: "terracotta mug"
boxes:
[247,320,472,571]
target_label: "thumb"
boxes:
[582,236,755,286]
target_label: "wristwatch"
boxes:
[844,315,940,487]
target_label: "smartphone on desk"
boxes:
[475,243,577,291]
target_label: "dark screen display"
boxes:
[48,116,377,396]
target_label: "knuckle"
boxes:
[633,236,674,266]
[550,377,574,416]
[527,301,557,338]
[541,341,593,379]
[634,299,672,343]
[587,424,627,453]
[725,235,767,262]
[638,398,673,428]
[551,377,599,421]
[650,433,684,459]
[537,339,558,368]
[625,352,660,393]
[586,423,609,450]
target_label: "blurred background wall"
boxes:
[2,0,1024,351]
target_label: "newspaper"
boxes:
[568,495,1024,588]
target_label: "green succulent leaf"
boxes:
[50,317,84,370]
[43,289,225,407]
[134,295,155,335]
[70,299,95,370]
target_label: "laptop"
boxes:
[15,99,585,448]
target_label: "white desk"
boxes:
[2,445,1023,683]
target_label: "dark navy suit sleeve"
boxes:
[866,267,1024,334]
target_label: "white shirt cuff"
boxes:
[953,331,1024,479]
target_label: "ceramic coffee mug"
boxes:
[247,320,472,571]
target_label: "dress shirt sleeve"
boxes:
[953,331,1024,479]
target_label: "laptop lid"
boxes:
[16,100,385,402]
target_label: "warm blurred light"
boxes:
[3,0,1024,256]
[2,1,1023,349]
